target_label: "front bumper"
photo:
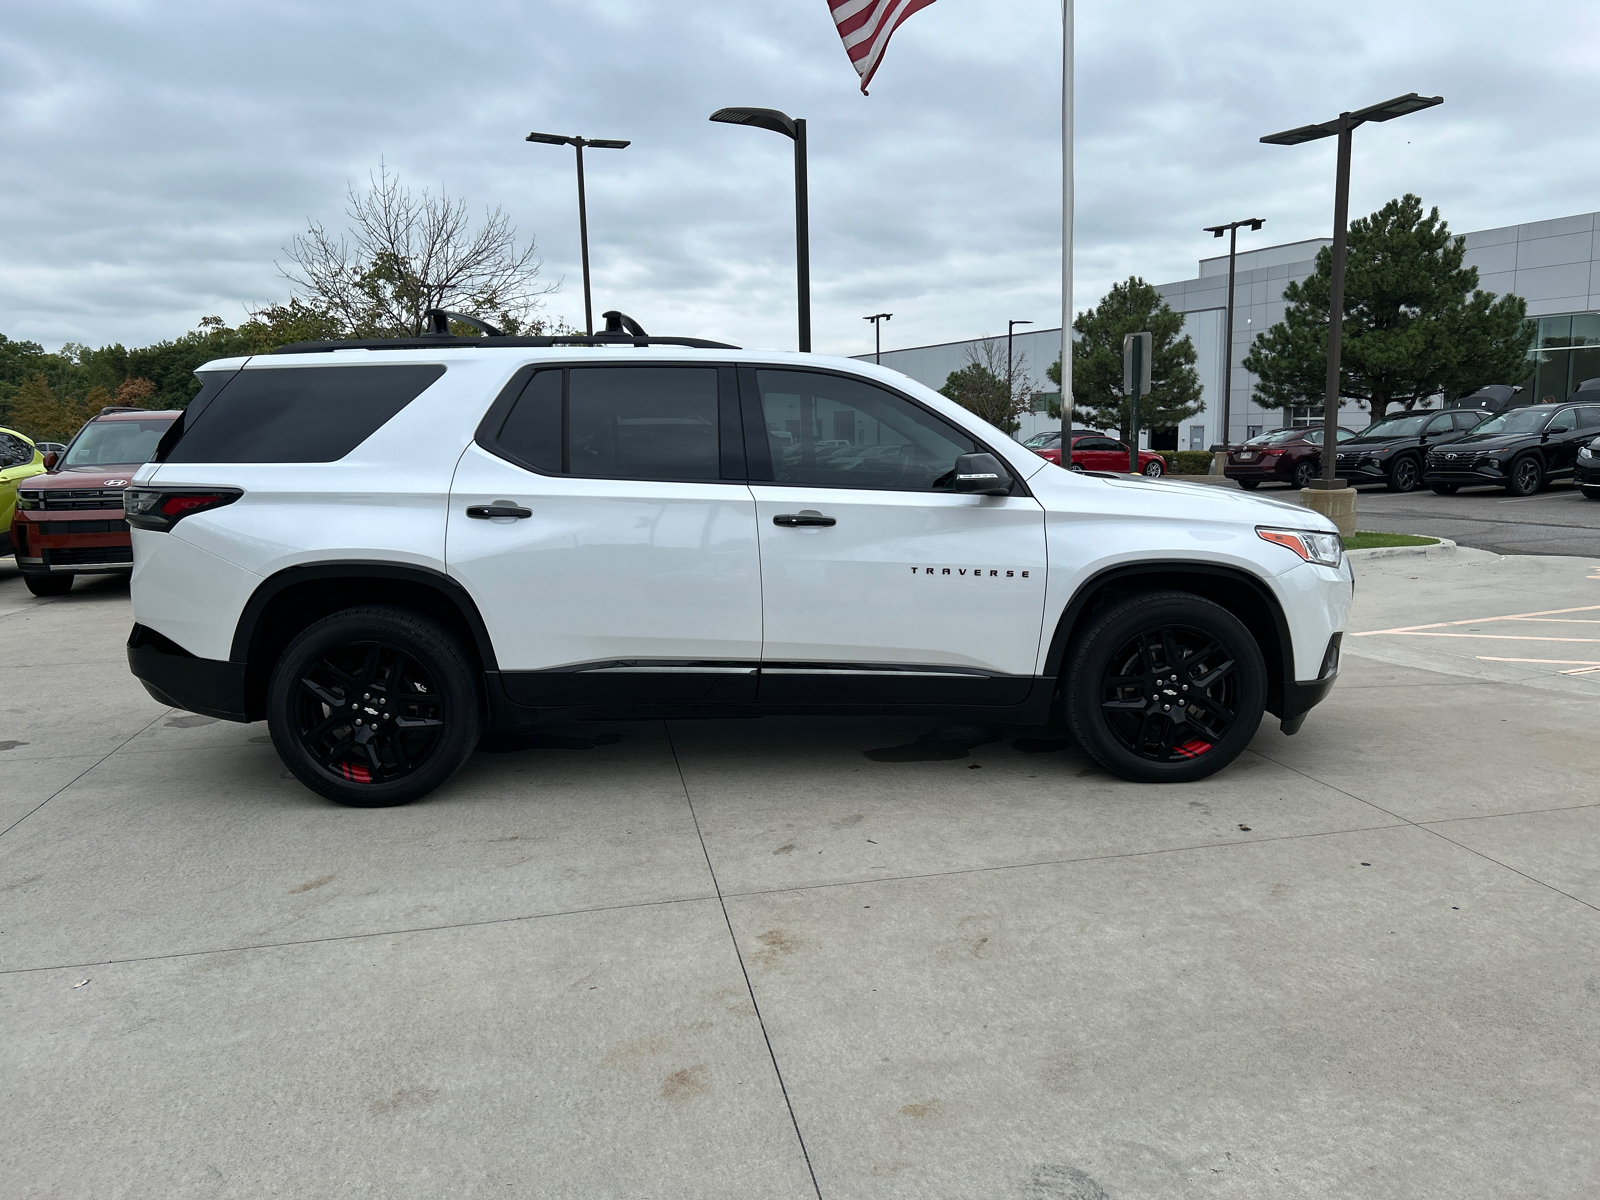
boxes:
[1574,461,1599,487]
[1423,464,1505,485]
[1334,460,1388,484]
[11,506,134,574]
[127,623,250,722]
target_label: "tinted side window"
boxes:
[1579,406,1600,430]
[493,366,721,481]
[167,365,444,464]
[1078,438,1119,452]
[753,370,976,491]
[1425,413,1456,434]
[0,432,30,468]
[1452,411,1483,431]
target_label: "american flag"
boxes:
[828,0,939,94]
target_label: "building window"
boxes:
[1246,425,1263,440]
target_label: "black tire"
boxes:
[1386,456,1421,493]
[1237,479,1261,490]
[1505,456,1542,496]
[1065,591,1267,783]
[1583,487,1600,501]
[1291,460,1316,490]
[1429,482,1459,495]
[267,606,481,807]
[24,574,73,597]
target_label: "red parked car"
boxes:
[1022,430,1166,476]
[1224,426,1356,490]
[11,407,180,597]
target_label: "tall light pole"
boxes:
[710,107,811,352]
[1060,1,1074,452]
[1008,318,1033,416]
[1262,92,1442,489]
[525,132,630,337]
[864,313,892,363]
[1201,218,1264,455]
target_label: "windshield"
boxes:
[1023,432,1060,448]
[1470,409,1551,437]
[1360,414,1432,438]
[61,418,174,467]
[1245,429,1300,445]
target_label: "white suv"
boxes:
[124,317,1351,806]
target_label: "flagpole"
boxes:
[1059,0,1073,451]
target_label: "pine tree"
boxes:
[1047,277,1201,441]
[1243,194,1535,423]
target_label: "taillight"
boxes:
[124,487,242,532]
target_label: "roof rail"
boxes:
[96,406,149,416]
[270,335,739,354]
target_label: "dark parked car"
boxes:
[1225,426,1356,490]
[1575,434,1600,499]
[1334,409,1485,492]
[1423,401,1600,495]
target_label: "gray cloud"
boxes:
[2,0,1596,361]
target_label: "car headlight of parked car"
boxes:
[1257,527,1343,568]
[1580,445,1595,460]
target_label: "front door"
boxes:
[448,363,763,706]
[741,367,1047,706]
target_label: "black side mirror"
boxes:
[953,452,1012,496]
[1545,425,1570,439]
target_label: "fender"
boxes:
[1042,560,1296,719]
[231,561,501,720]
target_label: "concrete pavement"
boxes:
[2,552,1597,1199]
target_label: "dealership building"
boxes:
[863,210,1600,447]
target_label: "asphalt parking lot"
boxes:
[3,549,1598,1200]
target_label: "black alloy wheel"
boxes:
[1387,456,1420,493]
[1429,482,1459,495]
[1066,592,1266,783]
[24,574,73,597]
[268,606,480,806]
[1291,460,1316,489]
[1506,456,1542,496]
[1237,479,1261,490]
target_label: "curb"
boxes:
[1344,537,1457,562]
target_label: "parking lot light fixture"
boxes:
[525,131,631,336]
[1202,219,1264,456]
[864,312,892,363]
[1261,94,1442,491]
[710,107,810,352]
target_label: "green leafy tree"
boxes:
[7,374,98,442]
[940,337,1034,433]
[1047,277,1202,441]
[1243,194,1535,423]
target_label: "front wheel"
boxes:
[1429,482,1459,495]
[1386,456,1420,493]
[268,606,481,807]
[1142,458,1165,477]
[1505,456,1542,496]
[1065,592,1267,783]
[24,574,73,597]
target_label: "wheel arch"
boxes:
[232,561,498,721]
[1043,562,1294,718]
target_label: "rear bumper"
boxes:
[127,623,250,722]
[1224,464,1288,483]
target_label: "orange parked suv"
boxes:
[11,407,180,596]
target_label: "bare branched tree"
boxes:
[939,337,1036,434]
[281,163,557,338]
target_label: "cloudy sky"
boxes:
[3,0,1597,359]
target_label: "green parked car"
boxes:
[0,427,46,556]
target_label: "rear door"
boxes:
[448,363,763,706]
[742,367,1047,706]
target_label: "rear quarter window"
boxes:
[165,364,445,464]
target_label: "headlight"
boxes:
[16,491,41,510]
[1257,526,1343,568]
[1581,445,1595,460]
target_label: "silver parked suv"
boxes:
[125,311,1352,806]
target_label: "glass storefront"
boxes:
[1523,314,1600,403]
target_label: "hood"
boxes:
[1028,463,1339,534]
[26,465,144,489]
[1342,433,1410,447]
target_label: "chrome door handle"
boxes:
[466,504,532,520]
[773,512,836,527]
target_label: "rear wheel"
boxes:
[1142,458,1165,477]
[1505,456,1542,496]
[1429,482,1459,495]
[24,574,73,597]
[268,606,481,807]
[1237,479,1261,490]
[1386,456,1420,493]
[1291,460,1316,489]
[1065,592,1267,783]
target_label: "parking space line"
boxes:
[1379,632,1600,642]
[1353,604,1600,636]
